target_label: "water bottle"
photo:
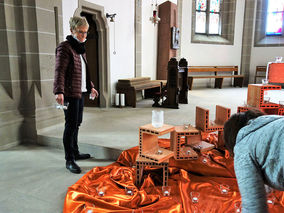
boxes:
[89,93,95,100]
[55,102,69,110]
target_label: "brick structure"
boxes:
[139,124,174,163]
[238,84,284,115]
[135,124,174,187]
[135,156,169,187]
[247,84,281,109]
[170,125,199,160]
[195,105,231,132]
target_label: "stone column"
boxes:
[240,0,256,85]
[0,0,63,149]
[135,0,142,77]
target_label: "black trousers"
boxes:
[63,95,84,161]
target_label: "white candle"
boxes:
[163,191,169,196]
[222,189,228,194]
[115,93,120,106]
[120,93,125,106]
[192,197,198,203]
[157,149,163,155]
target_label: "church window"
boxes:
[195,0,221,35]
[191,0,236,45]
[254,0,284,46]
[266,0,284,36]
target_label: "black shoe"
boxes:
[66,160,81,174]
[75,153,91,160]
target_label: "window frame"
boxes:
[195,0,222,36]
[254,0,284,47]
[191,0,236,45]
[265,0,284,36]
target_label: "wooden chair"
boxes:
[254,66,266,84]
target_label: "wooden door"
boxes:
[81,12,100,107]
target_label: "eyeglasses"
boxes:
[77,30,89,35]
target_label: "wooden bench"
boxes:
[116,77,166,107]
[254,66,266,83]
[187,66,244,90]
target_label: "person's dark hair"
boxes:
[223,109,264,155]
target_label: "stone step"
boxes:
[37,135,122,161]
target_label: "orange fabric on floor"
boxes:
[63,138,284,213]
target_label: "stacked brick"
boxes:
[237,84,284,115]
[195,105,231,148]
[135,105,231,187]
[136,124,174,187]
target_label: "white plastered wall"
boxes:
[141,0,177,80]
[63,0,274,103]
[249,1,284,84]
[180,0,245,66]
[62,0,135,104]
[250,48,284,83]
[178,0,245,88]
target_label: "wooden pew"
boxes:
[116,77,166,107]
[187,66,244,90]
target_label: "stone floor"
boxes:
[1,87,283,213]
[37,87,251,159]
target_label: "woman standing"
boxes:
[53,16,98,174]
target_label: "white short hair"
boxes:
[69,16,89,31]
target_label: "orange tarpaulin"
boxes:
[63,138,284,213]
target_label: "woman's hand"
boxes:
[55,94,64,105]
[91,88,99,98]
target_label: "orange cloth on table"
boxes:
[63,137,284,213]
[268,63,284,83]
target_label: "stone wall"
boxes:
[0,0,63,149]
